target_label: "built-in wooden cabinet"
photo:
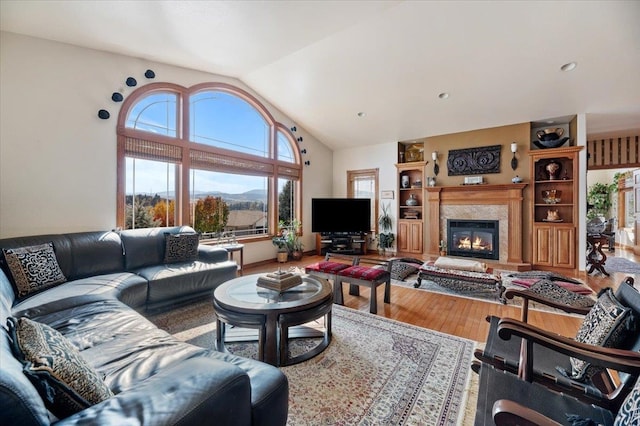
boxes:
[529,146,583,272]
[398,221,423,253]
[396,160,427,254]
[532,224,576,269]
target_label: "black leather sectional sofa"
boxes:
[0,226,288,425]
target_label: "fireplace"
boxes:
[447,219,499,260]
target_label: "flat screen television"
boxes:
[311,198,371,234]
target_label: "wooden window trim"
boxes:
[116,82,302,236]
[347,168,379,235]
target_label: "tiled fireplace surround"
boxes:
[425,184,528,265]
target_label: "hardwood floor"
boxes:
[243,248,639,343]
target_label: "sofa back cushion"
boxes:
[67,231,124,279]
[120,226,198,271]
[0,231,127,288]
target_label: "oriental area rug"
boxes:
[148,301,476,425]
[604,255,640,276]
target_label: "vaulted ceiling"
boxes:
[2,1,639,149]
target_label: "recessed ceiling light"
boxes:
[357,112,366,117]
[560,62,577,72]
[546,120,555,124]
[438,92,449,99]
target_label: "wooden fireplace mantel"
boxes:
[425,183,527,263]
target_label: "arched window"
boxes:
[117,82,302,241]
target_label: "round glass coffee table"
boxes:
[213,273,333,366]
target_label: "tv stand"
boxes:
[315,233,367,256]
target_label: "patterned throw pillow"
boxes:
[7,317,114,418]
[163,233,199,263]
[2,242,67,299]
[391,262,419,281]
[570,288,632,380]
[615,376,640,426]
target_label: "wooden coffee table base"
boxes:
[213,274,333,366]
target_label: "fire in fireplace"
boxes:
[446,219,499,260]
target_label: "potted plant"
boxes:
[439,240,447,256]
[286,219,303,260]
[272,220,289,262]
[587,182,616,220]
[377,203,394,256]
[272,219,303,261]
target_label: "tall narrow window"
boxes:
[347,169,379,234]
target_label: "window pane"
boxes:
[278,178,297,224]
[125,157,176,229]
[353,175,376,233]
[190,169,268,238]
[277,130,295,163]
[125,93,177,137]
[190,91,269,157]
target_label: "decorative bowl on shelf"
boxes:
[542,189,561,204]
[536,127,564,141]
[533,136,570,149]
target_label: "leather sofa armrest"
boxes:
[198,245,230,263]
[56,358,252,425]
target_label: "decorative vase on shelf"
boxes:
[428,177,436,187]
[545,160,561,180]
[406,194,418,206]
[401,175,410,188]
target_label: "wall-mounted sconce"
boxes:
[98,109,110,119]
[111,92,123,102]
[300,149,307,154]
[126,77,137,87]
[510,142,518,170]
[297,137,303,143]
[304,160,310,166]
[144,69,155,79]
[290,126,297,132]
[432,151,439,176]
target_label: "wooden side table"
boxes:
[216,243,244,275]
[586,234,610,276]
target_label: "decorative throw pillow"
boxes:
[615,376,640,426]
[391,262,419,281]
[569,288,632,380]
[2,242,66,299]
[163,233,199,263]
[7,317,113,418]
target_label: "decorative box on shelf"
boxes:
[257,269,302,292]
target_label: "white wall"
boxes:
[332,142,398,249]
[0,32,333,263]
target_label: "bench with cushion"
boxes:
[415,259,504,302]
